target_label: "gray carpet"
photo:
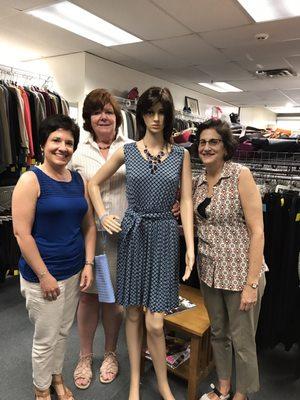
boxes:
[1,276,299,400]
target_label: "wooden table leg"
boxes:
[188,335,201,400]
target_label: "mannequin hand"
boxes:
[171,200,180,219]
[182,249,195,281]
[40,273,60,301]
[240,285,258,311]
[80,265,94,291]
[101,214,122,235]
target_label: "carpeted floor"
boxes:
[1,276,299,400]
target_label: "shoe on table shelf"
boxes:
[73,353,93,389]
[199,383,232,400]
[99,351,119,384]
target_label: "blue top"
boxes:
[19,166,88,282]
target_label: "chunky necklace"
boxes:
[98,143,111,150]
[143,140,165,174]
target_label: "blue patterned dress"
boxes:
[116,142,185,312]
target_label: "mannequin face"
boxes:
[90,103,117,141]
[198,128,226,167]
[143,102,165,136]
[43,129,74,167]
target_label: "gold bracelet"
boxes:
[85,261,94,267]
[38,270,48,280]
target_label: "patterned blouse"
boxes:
[193,161,266,291]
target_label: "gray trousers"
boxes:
[201,275,265,395]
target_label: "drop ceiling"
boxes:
[1,0,300,110]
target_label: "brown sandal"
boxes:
[34,386,51,400]
[73,353,93,389]
[51,374,74,400]
[99,351,119,384]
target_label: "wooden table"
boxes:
[142,285,214,400]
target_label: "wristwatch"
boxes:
[247,282,259,289]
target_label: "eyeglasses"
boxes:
[199,139,223,148]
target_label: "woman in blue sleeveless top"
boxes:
[88,87,195,400]
[12,115,96,400]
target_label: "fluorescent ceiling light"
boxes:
[198,82,243,93]
[237,0,300,22]
[26,1,142,47]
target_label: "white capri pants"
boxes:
[20,272,80,390]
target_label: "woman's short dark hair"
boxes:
[136,87,174,142]
[82,88,122,135]
[196,118,237,161]
[39,114,80,150]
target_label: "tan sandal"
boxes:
[51,374,74,400]
[73,353,93,389]
[99,351,119,384]
[34,386,51,400]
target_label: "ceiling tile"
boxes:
[201,16,300,49]
[74,0,190,40]
[152,34,229,65]
[221,40,300,61]
[233,76,300,91]
[196,62,252,80]
[151,0,251,32]
[112,42,190,68]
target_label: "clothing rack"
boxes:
[0,63,53,88]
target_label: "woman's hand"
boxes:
[171,200,180,219]
[240,285,258,311]
[39,273,60,301]
[101,214,122,235]
[80,265,94,291]
[182,249,195,281]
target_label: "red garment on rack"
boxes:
[20,87,34,157]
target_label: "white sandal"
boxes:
[199,384,232,400]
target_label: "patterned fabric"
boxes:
[69,132,132,225]
[116,142,184,312]
[193,161,267,291]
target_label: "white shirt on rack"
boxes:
[69,131,132,228]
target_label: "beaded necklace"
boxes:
[143,140,166,174]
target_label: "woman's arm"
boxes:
[88,147,124,234]
[12,172,60,300]
[179,150,195,281]
[79,178,97,291]
[239,167,264,311]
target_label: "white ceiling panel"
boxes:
[0,0,53,9]
[281,89,300,101]
[255,90,290,102]
[222,40,300,61]
[196,62,253,80]
[234,76,300,91]
[236,56,292,72]
[151,0,251,33]
[285,55,300,72]
[74,0,190,40]
[112,42,190,68]
[0,6,19,20]
[152,34,229,65]
[201,17,300,48]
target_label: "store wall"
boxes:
[23,51,236,135]
[84,53,232,114]
[239,107,276,128]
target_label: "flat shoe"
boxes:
[199,384,232,400]
[99,351,119,384]
[73,353,93,390]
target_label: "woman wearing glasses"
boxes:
[193,119,267,400]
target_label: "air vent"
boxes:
[255,68,297,78]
